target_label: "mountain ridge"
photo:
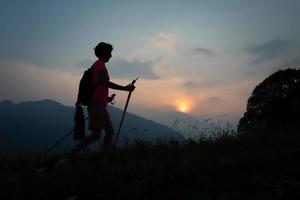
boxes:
[0,99,183,158]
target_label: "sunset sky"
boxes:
[1,0,300,126]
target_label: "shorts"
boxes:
[88,101,114,133]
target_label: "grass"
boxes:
[1,132,300,200]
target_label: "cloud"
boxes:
[183,81,199,89]
[242,40,300,79]
[153,32,176,51]
[75,59,95,69]
[109,58,159,80]
[283,57,300,68]
[206,97,222,104]
[0,59,79,105]
[182,79,226,90]
[244,39,289,65]
[193,47,214,57]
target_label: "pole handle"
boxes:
[130,77,139,86]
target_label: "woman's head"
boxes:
[94,42,113,62]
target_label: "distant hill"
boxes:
[0,99,183,158]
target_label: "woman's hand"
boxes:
[125,84,135,92]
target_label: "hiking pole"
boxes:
[40,116,89,158]
[40,94,116,158]
[113,78,138,149]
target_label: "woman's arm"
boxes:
[108,81,135,91]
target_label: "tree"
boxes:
[238,68,300,139]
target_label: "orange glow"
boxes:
[176,100,190,113]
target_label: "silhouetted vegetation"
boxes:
[238,68,300,140]
[1,132,300,200]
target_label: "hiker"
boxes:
[68,42,135,158]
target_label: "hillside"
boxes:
[1,136,300,199]
[0,99,183,157]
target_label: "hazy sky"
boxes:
[1,0,300,125]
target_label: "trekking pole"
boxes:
[39,94,116,158]
[40,116,89,158]
[113,78,138,149]
[40,94,116,157]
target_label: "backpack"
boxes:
[76,67,95,106]
[73,104,85,140]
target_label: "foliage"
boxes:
[1,131,300,200]
[238,68,300,138]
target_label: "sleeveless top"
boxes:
[92,59,110,106]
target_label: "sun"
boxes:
[174,97,194,113]
[179,104,187,113]
[177,101,189,113]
